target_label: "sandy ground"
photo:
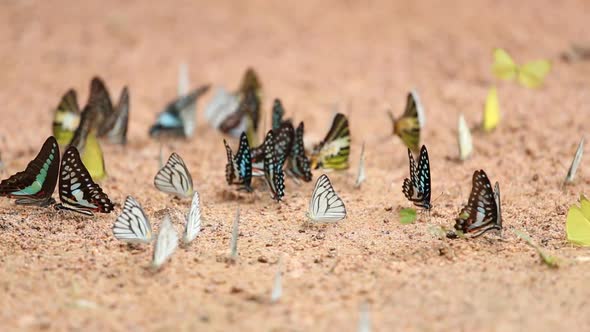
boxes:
[1,0,590,331]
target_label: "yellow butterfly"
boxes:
[68,106,107,181]
[482,86,500,132]
[492,48,551,88]
[566,194,590,246]
[389,91,424,152]
[310,113,350,170]
[53,89,81,146]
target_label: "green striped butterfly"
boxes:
[0,136,60,206]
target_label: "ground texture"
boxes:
[1,0,590,331]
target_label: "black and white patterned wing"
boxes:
[308,174,346,222]
[154,152,193,198]
[454,170,501,237]
[56,146,114,215]
[112,196,152,243]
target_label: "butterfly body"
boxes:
[0,136,60,206]
[402,145,431,210]
[453,170,502,238]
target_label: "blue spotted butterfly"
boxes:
[287,122,312,182]
[263,130,286,201]
[0,136,60,207]
[402,145,431,210]
[223,132,253,191]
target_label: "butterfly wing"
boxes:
[454,170,501,237]
[311,113,350,170]
[308,174,346,222]
[56,146,113,215]
[274,122,294,167]
[354,142,366,188]
[152,215,179,269]
[154,152,194,198]
[402,146,431,209]
[223,139,237,185]
[458,114,473,160]
[392,92,421,152]
[205,87,241,132]
[183,191,202,244]
[492,48,518,81]
[518,59,551,88]
[100,86,129,145]
[53,89,81,146]
[178,85,210,137]
[564,138,584,185]
[263,131,285,201]
[272,99,286,130]
[0,136,59,206]
[287,122,313,182]
[234,132,253,190]
[113,196,152,244]
[483,86,500,132]
[87,77,113,130]
[566,206,590,246]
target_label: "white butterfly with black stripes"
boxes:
[112,196,153,244]
[307,174,346,222]
[154,152,193,198]
[402,145,431,210]
[183,191,202,245]
[152,215,179,270]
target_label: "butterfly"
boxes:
[310,113,350,170]
[178,62,190,96]
[354,142,366,188]
[223,132,253,191]
[149,85,210,138]
[0,136,60,206]
[251,122,294,172]
[458,113,473,160]
[492,48,551,89]
[112,196,153,244]
[563,138,584,186]
[230,207,240,260]
[152,215,179,270]
[52,89,82,146]
[566,194,590,246]
[154,152,194,198]
[389,91,424,152]
[272,98,292,130]
[402,145,431,210]
[482,86,500,132]
[263,131,286,201]
[307,174,346,222]
[453,170,502,238]
[68,104,107,181]
[54,146,114,215]
[287,122,313,183]
[98,86,129,145]
[183,191,202,245]
[205,68,262,145]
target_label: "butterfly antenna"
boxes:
[431,191,445,209]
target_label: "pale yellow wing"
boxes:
[81,133,107,181]
[580,195,590,220]
[517,60,551,88]
[566,205,590,246]
[492,48,518,81]
[482,86,500,132]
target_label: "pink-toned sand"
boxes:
[1,0,590,331]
